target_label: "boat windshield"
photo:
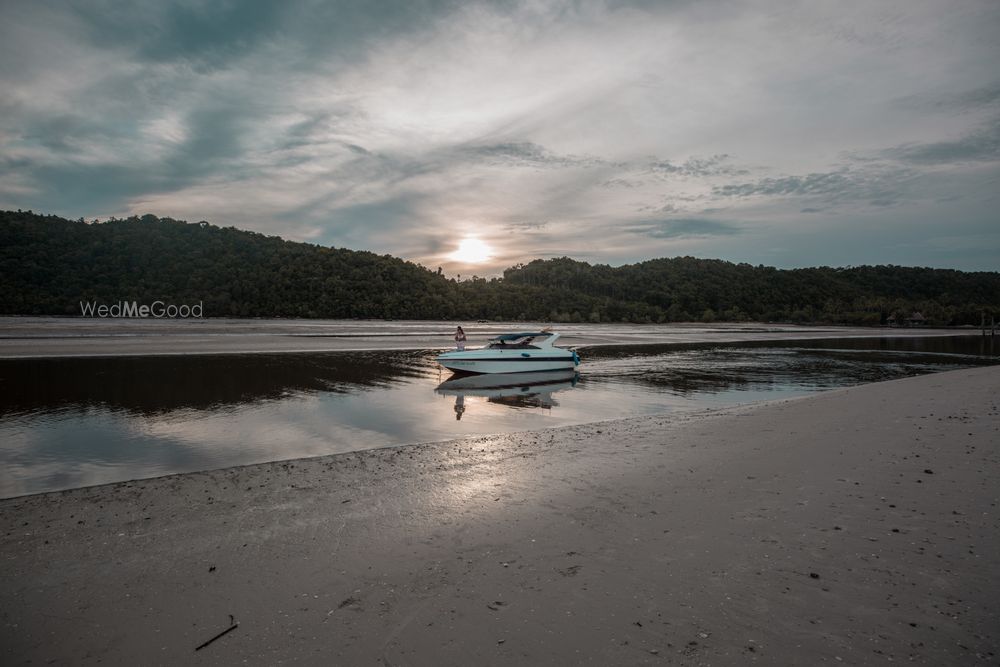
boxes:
[486,333,549,349]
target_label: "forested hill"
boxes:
[2,210,998,325]
[0,210,455,319]
[501,257,1000,325]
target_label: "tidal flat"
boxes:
[0,322,995,497]
[2,366,998,665]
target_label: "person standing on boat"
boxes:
[454,326,467,351]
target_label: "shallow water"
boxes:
[0,316,973,356]
[0,335,995,498]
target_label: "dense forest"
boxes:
[2,210,998,325]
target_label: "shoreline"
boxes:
[3,365,998,664]
[0,389,816,503]
[0,316,982,358]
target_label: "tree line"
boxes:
[1,210,997,325]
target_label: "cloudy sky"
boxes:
[2,0,998,274]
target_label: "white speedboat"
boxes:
[436,331,580,374]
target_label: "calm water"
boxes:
[1,335,996,498]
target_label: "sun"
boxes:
[448,237,494,264]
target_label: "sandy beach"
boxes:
[2,365,998,665]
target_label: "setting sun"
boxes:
[448,237,494,264]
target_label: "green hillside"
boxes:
[2,210,997,325]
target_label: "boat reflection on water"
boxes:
[435,370,580,419]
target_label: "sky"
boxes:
[1,0,998,275]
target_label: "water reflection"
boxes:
[437,370,579,418]
[0,351,438,418]
[0,335,996,498]
[581,336,998,395]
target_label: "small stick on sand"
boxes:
[194,615,238,651]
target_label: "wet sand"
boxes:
[0,316,975,357]
[2,366,998,665]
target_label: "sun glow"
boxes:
[448,237,494,264]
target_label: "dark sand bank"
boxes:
[2,366,999,665]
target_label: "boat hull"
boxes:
[436,350,576,374]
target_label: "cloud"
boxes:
[65,0,455,71]
[457,142,604,169]
[1,0,999,272]
[646,154,747,178]
[712,164,917,209]
[314,194,429,249]
[881,116,1000,164]
[81,1,286,68]
[715,171,854,198]
[893,82,1000,114]
[632,218,742,239]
